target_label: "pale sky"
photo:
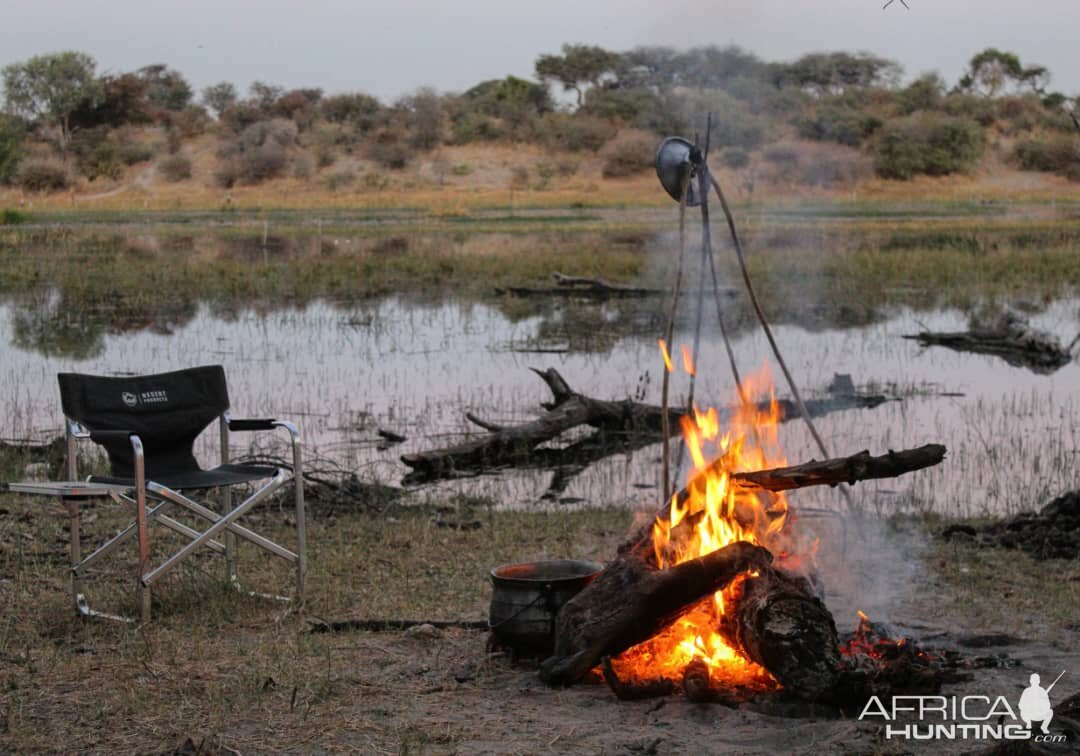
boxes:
[3,0,1078,102]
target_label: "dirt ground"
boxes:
[1,495,1078,754]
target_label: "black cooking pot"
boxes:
[489,559,603,656]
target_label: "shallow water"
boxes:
[2,293,1077,517]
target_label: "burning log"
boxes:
[401,367,889,482]
[539,541,773,686]
[718,566,839,699]
[601,656,676,701]
[540,443,947,699]
[621,444,947,554]
[681,658,713,703]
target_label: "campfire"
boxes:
[537,352,948,704]
[611,360,794,692]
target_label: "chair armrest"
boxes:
[89,429,141,444]
[227,418,277,432]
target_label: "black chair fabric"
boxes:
[57,366,272,489]
[89,464,278,491]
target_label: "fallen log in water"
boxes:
[401,367,889,482]
[904,311,1075,374]
[539,443,947,697]
[494,271,713,299]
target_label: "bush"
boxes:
[939,94,997,127]
[719,148,750,169]
[215,142,288,187]
[362,172,389,191]
[291,153,315,179]
[1,208,29,224]
[793,105,881,146]
[323,168,355,191]
[218,102,263,135]
[1014,137,1080,180]
[874,114,983,180]
[509,166,530,189]
[674,90,767,150]
[214,119,298,186]
[601,133,656,178]
[0,114,26,184]
[762,144,801,168]
[449,111,502,144]
[166,105,211,138]
[366,130,411,170]
[70,126,122,180]
[319,93,383,132]
[538,113,615,153]
[116,138,155,165]
[158,153,192,182]
[15,157,72,192]
[797,152,871,187]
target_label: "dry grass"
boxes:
[5,140,1080,215]
[1,489,1076,753]
[0,489,634,752]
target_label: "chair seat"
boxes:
[91,463,279,491]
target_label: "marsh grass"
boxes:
[2,214,1078,329]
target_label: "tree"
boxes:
[201,82,238,117]
[319,92,383,132]
[273,88,323,129]
[1019,65,1050,95]
[535,44,619,107]
[137,64,193,111]
[779,52,901,95]
[70,73,153,129]
[2,51,102,151]
[396,87,443,150]
[250,81,284,111]
[958,48,1024,97]
[896,73,945,114]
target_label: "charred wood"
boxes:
[718,566,840,699]
[601,656,676,700]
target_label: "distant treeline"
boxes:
[1,44,1078,193]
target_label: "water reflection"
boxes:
[2,295,1076,517]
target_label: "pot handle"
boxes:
[487,589,548,630]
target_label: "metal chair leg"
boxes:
[219,415,238,587]
[132,437,151,622]
[65,422,81,614]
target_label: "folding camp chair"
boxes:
[57,365,306,622]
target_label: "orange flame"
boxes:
[680,345,696,376]
[610,365,794,689]
[658,339,674,372]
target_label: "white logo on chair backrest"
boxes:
[120,390,168,407]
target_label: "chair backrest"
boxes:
[57,365,230,480]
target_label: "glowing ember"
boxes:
[610,356,801,689]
